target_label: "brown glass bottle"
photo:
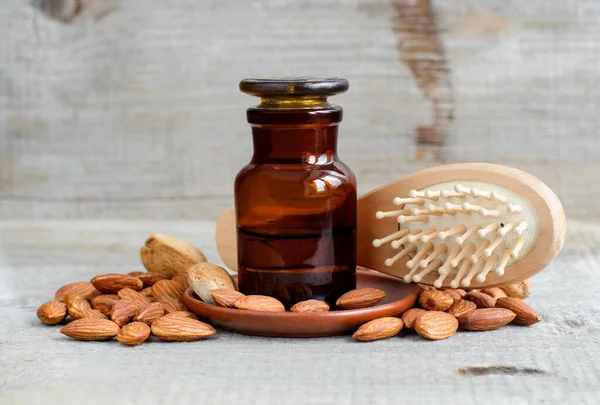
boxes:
[235,78,357,308]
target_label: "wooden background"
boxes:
[1,0,598,220]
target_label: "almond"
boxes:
[151,316,216,341]
[60,318,120,341]
[418,290,454,311]
[110,298,137,327]
[480,287,507,300]
[140,287,154,298]
[444,288,466,298]
[417,283,436,291]
[401,308,426,329]
[171,275,190,293]
[152,279,183,299]
[353,317,403,341]
[37,300,68,325]
[65,294,92,320]
[127,271,146,277]
[81,309,107,320]
[495,297,541,325]
[91,294,120,316]
[458,308,516,331]
[156,295,187,313]
[134,302,165,325]
[446,299,477,318]
[140,233,207,278]
[117,322,151,345]
[91,274,143,293]
[137,272,168,287]
[414,311,458,340]
[500,280,531,299]
[188,263,236,305]
[118,288,150,310]
[160,311,198,320]
[290,299,330,313]
[444,289,462,303]
[464,291,496,308]
[211,289,245,308]
[55,281,101,302]
[234,295,285,312]
[335,288,386,309]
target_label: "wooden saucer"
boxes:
[182,268,420,338]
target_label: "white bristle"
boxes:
[443,202,469,214]
[454,184,469,194]
[455,225,481,245]
[461,259,485,287]
[439,245,462,275]
[515,221,528,235]
[375,209,410,219]
[484,235,504,257]
[476,254,498,283]
[433,272,448,288]
[398,215,429,224]
[393,197,424,206]
[491,191,508,203]
[403,265,421,283]
[477,222,500,237]
[385,243,417,267]
[409,190,423,198]
[439,225,466,240]
[496,249,511,275]
[412,208,444,216]
[406,242,434,269]
[498,223,515,237]
[462,202,482,212]
[413,258,443,283]
[372,229,410,248]
[421,228,446,243]
[407,228,435,243]
[391,228,422,249]
[450,242,475,268]
[440,190,465,198]
[419,244,448,268]
[450,259,472,288]
[508,204,524,213]
[470,188,492,199]
[470,239,491,264]
[424,190,441,200]
[510,236,525,258]
[480,208,501,218]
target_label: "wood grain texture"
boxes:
[0,0,598,219]
[1,219,599,404]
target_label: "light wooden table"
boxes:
[1,219,599,405]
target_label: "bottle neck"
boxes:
[251,125,339,165]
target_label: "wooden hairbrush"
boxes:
[215,163,566,289]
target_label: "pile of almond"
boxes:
[352,280,539,342]
[36,234,217,345]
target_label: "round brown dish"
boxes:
[182,268,420,338]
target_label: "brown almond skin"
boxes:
[290,299,330,313]
[336,288,386,310]
[446,299,477,318]
[444,288,467,298]
[480,287,507,300]
[234,295,285,312]
[500,280,531,299]
[156,295,187,313]
[151,316,216,341]
[118,288,150,310]
[401,308,427,329]
[117,321,151,345]
[353,317,403,342]
[444,290,462,303]
[37,300,68,325]
[495,297,541,325]
[110,299,137,327]
[134,302,165,325]
[160,311,198,320]
[152,279,183,299]
[60,319,120,341]
[464,291,496,308]
[66,295,92,320]
[135,272,167,287]
[414,311,458,340]
[91,294,120,316]
[91,274,143,293]
[81,309,108,320]
[419,290,454,311]
[211,289,246,308]
[127,271,146,277]
[459,308,516,331]
[55,281,101,302]
[140,233,207,278]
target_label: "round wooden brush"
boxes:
[215,163,566,289]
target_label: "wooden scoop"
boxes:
[215,163,566,288]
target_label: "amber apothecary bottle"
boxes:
[235,78,357,307]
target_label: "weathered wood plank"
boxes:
[0,0,598,219]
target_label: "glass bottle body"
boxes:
[235,107,357,307]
